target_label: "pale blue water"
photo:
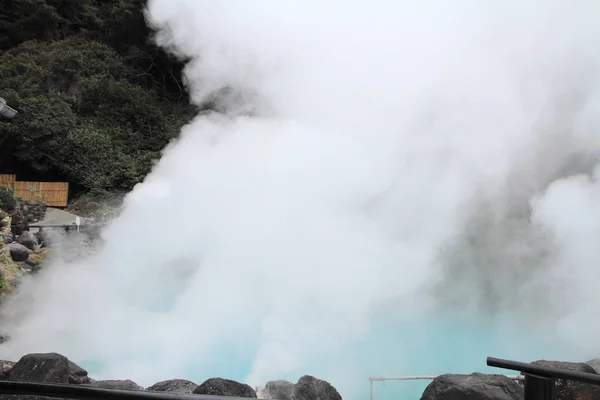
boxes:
[78,310,571,400]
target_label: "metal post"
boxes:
[524,374,556,400]
[369,380,373,400]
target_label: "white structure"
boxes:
[0,97,17,119]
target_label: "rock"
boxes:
[293,376,342,400]
[420,373,523,400]
[264,380,294,400]
[91,379,143,391]
[586,359,600,374]
[8,243,29,262]
[17,230,38,251]
[2,353,91,400]
[23,258,42,273]
[67,360,90,384]
[0,360,14,380]
[146,379,198,394]
[7,353,90,385]
[193,378,257,398]
[529,361,600,400]
[35,230,51,247]
[0,232,13,244]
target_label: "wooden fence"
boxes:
[0,174,16,188]
[0,175,69,207]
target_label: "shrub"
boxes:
[0,188,16,212]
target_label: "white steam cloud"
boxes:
[3,1,600,399]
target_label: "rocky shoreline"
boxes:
[0,353,343,400]
[1,353,600,400]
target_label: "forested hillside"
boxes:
[0,0,197,196]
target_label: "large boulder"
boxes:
[7,353,90,384]
[193,378,257,398]
[146,379,198,394]
[293,376,342,400]
[0,360,14,380]
[2,353,90,400]
[17,231,37,251]
[8,243,28,262]
[264,380,295,400]
[529,361,600,400]
[420,373,523,400]
[90,380,143,391]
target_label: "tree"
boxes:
[0,1,198,195]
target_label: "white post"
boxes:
[75,216,81,232]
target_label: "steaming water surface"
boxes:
[3,2,600,400]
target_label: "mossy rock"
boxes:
[0,244,22,294]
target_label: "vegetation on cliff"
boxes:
[0,0,197,195]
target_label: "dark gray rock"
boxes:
[146,379,198,394]
[586,359,600,374]
[7,353,90,385]
[0,360,14,380]
[0,232,13,245]
[529,361,600,400]
[264,380,294,400]
[67,360,90,384]
[35,230,50,247]
[23,258,42,273]
[420,373,523,400]
[8,243,28,262]
[2,353,90,400]
[91,379,143,391]
[17,231,37,251]
[193,378,257,398]
[293,376,342,400]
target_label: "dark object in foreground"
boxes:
[530,361,600,400]
[0,380,255,400]
[293,376,342,400]
[263,380,294,400]
[146,380,199,395]
[488,357,600,400]
[193,378,256,398]
[420,373,523,400]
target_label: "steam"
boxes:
[3,1,600,399]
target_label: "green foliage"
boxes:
[0,189,16,213]
[0,268,4,290]
[0,1,198,194]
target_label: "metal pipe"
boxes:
[368,375,521,382]
[487,357,600,386]
[0,381,257,400]
[369,376,438,381]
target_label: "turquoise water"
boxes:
[78,310,571,400]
